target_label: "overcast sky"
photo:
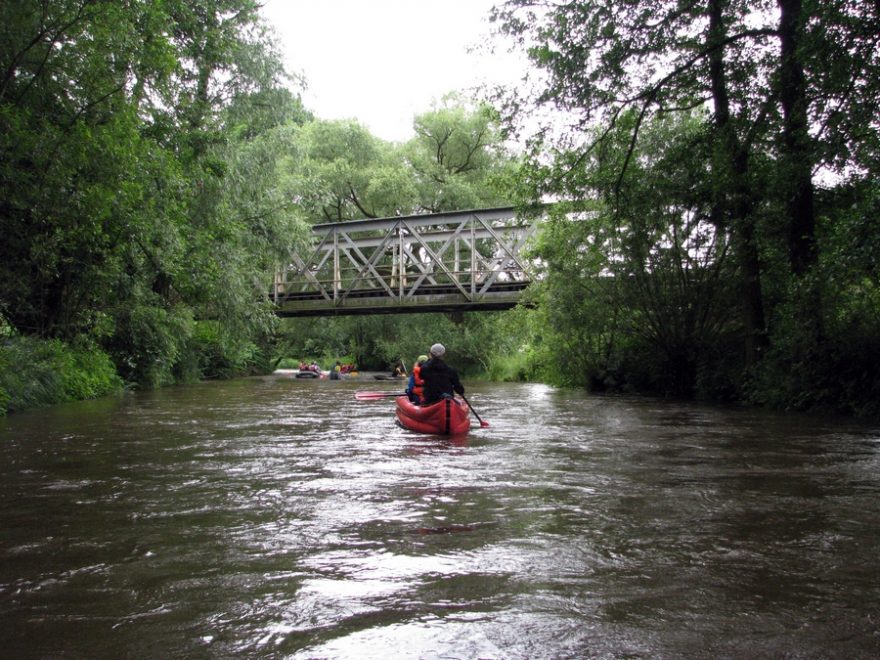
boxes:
[259,0,521,143]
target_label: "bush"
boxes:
[59,338,125,400]
[107,304,193,388]
[179,320,266,381]
[0,335,123,415]
[487,349,535,382]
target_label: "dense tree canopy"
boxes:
[406,97,514,213]
[492,0,880,413]
[276,97,517,225]
[0,0,311,388]
[276,119,417,221]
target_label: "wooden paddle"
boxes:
[461,394,489,428]
[354,391,407,400]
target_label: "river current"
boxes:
[1,376,879,658]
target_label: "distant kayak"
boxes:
[374,374,406,381]
[395,395,470,435]
[295,371,321,379]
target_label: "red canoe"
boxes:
[395,396,471,435]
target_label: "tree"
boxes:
[524,112,740,396]
[492,0,880,403]
[493,0,779,365]
[406,96,515,213]
[0,0,311,386]
[1,0,167,337]
[276,99,518,226]
[277,119,418,222]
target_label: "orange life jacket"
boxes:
[412,363,425,401]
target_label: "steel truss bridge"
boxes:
[272,207,538,317]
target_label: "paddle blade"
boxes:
[354,391,404,400]
[460,395,489,428]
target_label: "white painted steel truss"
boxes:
[273,207,537,316]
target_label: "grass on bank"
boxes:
[0,336,124,416]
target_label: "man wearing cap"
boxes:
[419,343,465,406]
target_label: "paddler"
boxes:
[405,354,428,404]
[419,343,465,406]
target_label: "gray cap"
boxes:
[430,343,446,357]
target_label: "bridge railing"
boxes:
[273,207,537,316]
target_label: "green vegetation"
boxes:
[490,0,880,417]
[0,335,123,415]
[274,311,522,380]
[2,1,878,418]
[0,0,311,412]
[276,96,516,223]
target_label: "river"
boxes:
[1,376,879,658]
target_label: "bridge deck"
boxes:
[275,282,529,317]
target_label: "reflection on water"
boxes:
[1,377,879,658]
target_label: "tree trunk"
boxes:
[777,0,825,366]
[707,0,767,366]
[778,0,818,277]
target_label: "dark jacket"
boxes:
[420,356,464,404]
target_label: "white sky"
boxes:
[259,0,523,143]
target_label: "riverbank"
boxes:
[0,330,414,416]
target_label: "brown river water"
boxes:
[1,375,879,658]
